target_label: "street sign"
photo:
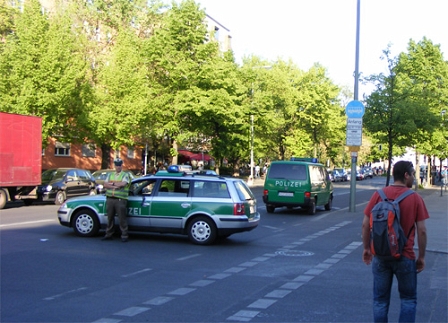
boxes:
[345,100,365,118]
[346,117,363,146]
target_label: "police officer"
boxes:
[102,158,131,242]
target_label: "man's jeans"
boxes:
[372,256,417,322]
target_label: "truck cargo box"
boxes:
[0,112,42,186]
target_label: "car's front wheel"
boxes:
[187,216,217,245]
[55,191,66,205]
[72,209,100,237]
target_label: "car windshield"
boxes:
[41,169,66,182]
[269,164,307,180]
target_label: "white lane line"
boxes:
[0,219,55,228]
[114,307,150,317]
[121,268,152,278]
[43,287,88,300]
[176,253,201,261]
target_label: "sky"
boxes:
[196,0,447,98]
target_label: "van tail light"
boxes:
[263,189,268,196]
[233,203,245,215]
[304,192,311,199]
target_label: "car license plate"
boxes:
[278,192,293,197]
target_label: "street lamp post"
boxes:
[250,114,254,180]
[249,65,271,182]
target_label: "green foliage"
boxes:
[0,0,92,145]
[1,1,445,171]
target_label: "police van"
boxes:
[262,158,333,215]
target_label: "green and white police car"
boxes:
[57,166,260,245]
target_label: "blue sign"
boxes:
[345,100,365,118]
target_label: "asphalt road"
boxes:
[1,177,446,323]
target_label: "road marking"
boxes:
[121,268,152,278]
[43,287,88,300]
[0,219,55,228]
[176,253,201,261]
[114,307,149,316]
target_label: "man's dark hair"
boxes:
[393,161,413,182]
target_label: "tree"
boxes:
[0,0,92,145]
[396,38,448,185]
[363,45,439,186]
[143,0,221,164]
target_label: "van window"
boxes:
[310,166,325,183]
[269,164,307,180]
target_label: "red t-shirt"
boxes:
[364,186,430,259]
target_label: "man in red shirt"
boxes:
[362,160,429,323]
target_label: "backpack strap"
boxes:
[394,189,415,203]
[377,189,388,201]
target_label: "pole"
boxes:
[250,114,254,181]
[349,0,361,212]
[144,143,148,175]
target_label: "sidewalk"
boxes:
[416,184,448,254]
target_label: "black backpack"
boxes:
[369,189,414,260]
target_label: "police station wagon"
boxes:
[57,166,260,245]
[263,158,333,215]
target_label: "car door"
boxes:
[150,179,191,230]
[126,179,155,229]
[76,170,92,196]
[64,169,82,198]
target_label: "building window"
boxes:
[82,144,96,157]
[127,147,135,159]
[55,142,70,157]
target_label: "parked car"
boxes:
[37,168,96,205]
[347,170,364,181]
[361,167,373,179]
[333,168,348,181]
[331,170,343,182]
[92,169,138,194]
[57,165,260,245]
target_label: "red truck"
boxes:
[0,112,42,209]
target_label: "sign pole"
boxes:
[349,0,361,212]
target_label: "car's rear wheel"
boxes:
[266,205,275,213]
[325,196,332,211]
[308,198,316,215]
[55,191,66,205]
[188,216,217,245]
[73,209,100,237]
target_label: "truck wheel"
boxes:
[308,198,316,215]
[72,209,100,237]
[325,196,332,211]
[188,216,217,245]
[266,205,275,213]
[0,189,7,209]
[55,191,66,205]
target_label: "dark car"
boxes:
[331,170,343,182]
[333,168,348,181]
[92,169,138,194]
[361,167,373,179]
[57,165,260,245]
[37,168,96,205]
